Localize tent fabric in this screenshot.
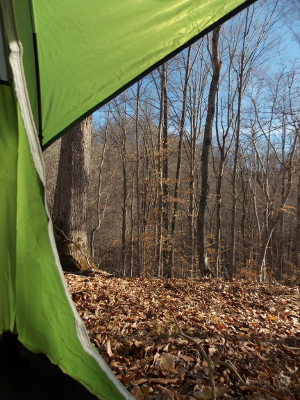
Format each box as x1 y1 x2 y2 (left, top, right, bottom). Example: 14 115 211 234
31 0 256 148
0 66 132 400
0 0 256 399
0 17 8 82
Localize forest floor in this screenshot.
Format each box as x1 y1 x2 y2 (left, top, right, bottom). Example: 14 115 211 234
65 273 300 400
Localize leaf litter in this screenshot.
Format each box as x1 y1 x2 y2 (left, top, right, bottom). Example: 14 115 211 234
65 274 300 399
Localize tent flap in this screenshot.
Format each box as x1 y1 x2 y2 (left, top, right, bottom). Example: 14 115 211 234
30 0 254 146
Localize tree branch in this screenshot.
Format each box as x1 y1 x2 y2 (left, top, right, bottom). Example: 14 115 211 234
153 293 288 400
54 226 93 270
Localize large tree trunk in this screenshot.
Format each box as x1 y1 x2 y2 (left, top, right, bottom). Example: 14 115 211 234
52 116 95 271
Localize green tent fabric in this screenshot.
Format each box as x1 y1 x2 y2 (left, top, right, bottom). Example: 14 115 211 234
0 0 256 398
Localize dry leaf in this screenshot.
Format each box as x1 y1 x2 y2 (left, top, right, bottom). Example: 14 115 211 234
194 386 229 399
132 378 148 386
132 385 144 400
140 385 151 400
180 354 195 362
161 353 175 372
106 340 113 357
193 387 211 400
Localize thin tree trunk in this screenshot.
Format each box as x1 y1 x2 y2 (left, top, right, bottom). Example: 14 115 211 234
278 123 287 280
135 81 141 276
169 46 191 271
161 63 170 277
296 173 300 275
256 131 298 282
90 121 109 258
156 64 170 277
121 130 127 277
215 157 225 277
157 74 163 277
197 26 222 277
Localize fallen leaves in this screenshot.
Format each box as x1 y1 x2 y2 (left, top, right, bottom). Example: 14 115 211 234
193 386 230 399
65 275 300 399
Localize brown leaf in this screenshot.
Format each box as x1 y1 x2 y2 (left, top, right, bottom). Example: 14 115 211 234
132 378 149 386
163 389 175 399
131 385 144 400
194 386 230 399
120 375 134 385
193 387 211 400
161 353 175 372
180 354 195 362
150 378 180 385
140 385 151 400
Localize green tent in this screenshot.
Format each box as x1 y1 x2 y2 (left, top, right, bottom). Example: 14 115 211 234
0 0 256 398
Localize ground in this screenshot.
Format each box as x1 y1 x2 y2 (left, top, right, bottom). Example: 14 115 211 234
65 273 300 399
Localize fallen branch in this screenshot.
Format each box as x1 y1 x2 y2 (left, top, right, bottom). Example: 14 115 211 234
153 293 288 400
218 361 287 400
54 226 93 270
153 293 217 400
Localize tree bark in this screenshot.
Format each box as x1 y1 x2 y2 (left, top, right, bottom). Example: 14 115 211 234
135 81 142 276
169 46 191 271
90 120 109 259
162 64 170 277
52 116 95 271
197 27 222 277
295 173 300 275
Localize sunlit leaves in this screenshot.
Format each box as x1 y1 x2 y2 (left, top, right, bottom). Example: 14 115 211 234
65 274 300 399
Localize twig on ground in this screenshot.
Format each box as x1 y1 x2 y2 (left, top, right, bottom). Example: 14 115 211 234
153 293 289 400
218 361 287 400
153 293 217 400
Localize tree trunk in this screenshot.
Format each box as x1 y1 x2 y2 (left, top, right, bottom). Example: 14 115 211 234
197 26 222 277
295 173 300 275
169 46 191 271
52 116 95 271
215 156 225 277
121 126 128 277
90 120 109 259
162 63 170 277
256 129 299 282
135 81 142 276
157 64 170 277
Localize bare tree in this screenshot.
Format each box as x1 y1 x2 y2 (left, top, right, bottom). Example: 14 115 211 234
212 86 235 277
184 40 210 276
224 1 280 278
197 26 222 277
90 118 111 259
135 81 142 276
169 46 192 271
250 72 300 282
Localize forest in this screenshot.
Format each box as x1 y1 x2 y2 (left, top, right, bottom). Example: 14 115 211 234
44 0 300 283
